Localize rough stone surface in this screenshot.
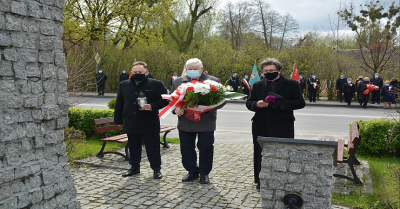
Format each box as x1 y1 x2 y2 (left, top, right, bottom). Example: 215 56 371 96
0 0 79 208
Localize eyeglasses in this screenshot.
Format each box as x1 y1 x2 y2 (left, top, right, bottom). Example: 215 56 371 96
263 70 278 73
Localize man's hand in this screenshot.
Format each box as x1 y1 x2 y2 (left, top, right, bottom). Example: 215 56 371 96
174 108 184 116
142 104 152 111
256 100 269 108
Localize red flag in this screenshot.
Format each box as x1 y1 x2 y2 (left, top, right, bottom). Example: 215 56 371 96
291 63 300 81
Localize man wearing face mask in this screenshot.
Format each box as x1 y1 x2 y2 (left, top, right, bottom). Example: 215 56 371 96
114 61 169 179
96 69 108 96
370 73 383 104
307 73 320 102
336 74 347 103
171 58 226 184
246 58 305 189
241 73 250 99
342 78 356 107
119 68 129 83
229 71 240 92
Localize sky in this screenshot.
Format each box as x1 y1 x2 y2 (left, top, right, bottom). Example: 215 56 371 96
217 0 369 32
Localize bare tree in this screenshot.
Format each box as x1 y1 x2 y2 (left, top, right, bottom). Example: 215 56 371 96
279 13 299 51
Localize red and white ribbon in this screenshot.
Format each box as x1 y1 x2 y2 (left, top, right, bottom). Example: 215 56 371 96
158 87 185 119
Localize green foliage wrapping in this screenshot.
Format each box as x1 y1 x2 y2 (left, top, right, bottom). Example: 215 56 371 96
108 98 116 109
356 119 400 157
68 108 121 137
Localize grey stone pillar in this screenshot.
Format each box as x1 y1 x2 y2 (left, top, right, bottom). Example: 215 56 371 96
258 137 337 209
0 0 79 208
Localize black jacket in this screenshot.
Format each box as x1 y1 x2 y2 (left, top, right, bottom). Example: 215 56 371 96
114 77 169 134
307 77 320 90
246 76 305 142
119 73 129 83
96 72 107 85
371 77 383 89
336 77 347 92
241 77 250 94
229 75 240 89
343 83 355 98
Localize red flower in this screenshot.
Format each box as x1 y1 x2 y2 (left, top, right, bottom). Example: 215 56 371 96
187 86 194 92
190 80 198 83
211 86 217 92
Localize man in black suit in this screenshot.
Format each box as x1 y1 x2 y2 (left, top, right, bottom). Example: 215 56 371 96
307 73 320 102
370 73 383 104
241 73 250 99
114 61 169 179
119 69 129 83
96 69 107 96
336 73 347 103
229 71 240 92
246 58 305 189
299 73 306 98
357 77 371 108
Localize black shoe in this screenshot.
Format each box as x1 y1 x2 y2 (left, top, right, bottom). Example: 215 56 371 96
371 102 375 104
182 173 199 182
153 170 163 179
256 183 260 190
200 174 210 184
122 167 140 177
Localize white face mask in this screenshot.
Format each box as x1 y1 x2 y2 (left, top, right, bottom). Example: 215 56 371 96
347 81 351 84
245 76 248 79
312 76 316 79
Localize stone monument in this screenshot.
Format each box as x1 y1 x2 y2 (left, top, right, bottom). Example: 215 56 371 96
0 0 80 208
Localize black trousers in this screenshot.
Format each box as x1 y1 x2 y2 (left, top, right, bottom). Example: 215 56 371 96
309 88 317 102
359 94 369 107
127 133 161 171
371 91 380 103
97 84 105 95
338 91 343 102
179 130 215 175
345 97 353 106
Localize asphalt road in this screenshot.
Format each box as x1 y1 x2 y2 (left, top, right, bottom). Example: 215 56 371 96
70 97 398 144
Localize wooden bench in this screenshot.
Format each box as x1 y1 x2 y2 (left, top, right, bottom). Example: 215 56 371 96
92 117 176 161
319 122 363 185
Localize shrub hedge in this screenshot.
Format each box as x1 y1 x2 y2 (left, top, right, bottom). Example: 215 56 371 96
68 108 121 137
108 98 116 109
356 119 400 157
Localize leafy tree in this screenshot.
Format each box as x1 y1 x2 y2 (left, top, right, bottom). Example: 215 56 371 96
339 0 400 75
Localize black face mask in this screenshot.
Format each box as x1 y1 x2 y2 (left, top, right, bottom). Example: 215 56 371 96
131 73 147 81
265 72 279 80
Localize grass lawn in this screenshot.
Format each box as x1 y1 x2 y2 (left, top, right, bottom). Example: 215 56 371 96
332 155 400 208
66 135 180 162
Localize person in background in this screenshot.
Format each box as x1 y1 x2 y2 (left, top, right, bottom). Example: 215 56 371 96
336 73 347 103
241 73 250 99
114 61 169 179
229 71 240 92
259 73 266 80
299 73 306 98
204 71 209 74
356 77 371 109
119 69 129 83
370 73 383 104
172 58 226 184
342 78 355 107
170 72 178 87
356 76 364 104
96 69 108 96
307 73 320 102
390 77 399 104
246 58 305 189
381 80 395 108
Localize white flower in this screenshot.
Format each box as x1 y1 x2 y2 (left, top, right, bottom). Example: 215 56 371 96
204 79 223 88
193 82 210 95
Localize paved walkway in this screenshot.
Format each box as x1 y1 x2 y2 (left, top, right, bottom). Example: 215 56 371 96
71 142 373 208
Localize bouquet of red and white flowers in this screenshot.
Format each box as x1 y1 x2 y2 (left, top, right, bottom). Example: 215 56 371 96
159 79 245 122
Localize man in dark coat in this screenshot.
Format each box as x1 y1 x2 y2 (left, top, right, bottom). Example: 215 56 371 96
246 58 305 189
228 71 240 92
96 69 108 96
114 61 169 179
336 73 347 103
172 58 226 184
119 69 129 83
307 73 320 102
241 73 250 99
299 73 306 98
370 73 383 104
342 78 356 107
356 77 370 108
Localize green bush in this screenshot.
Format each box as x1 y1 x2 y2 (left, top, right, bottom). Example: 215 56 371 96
108 98 116 109
356 119 400 157
68 108 121 137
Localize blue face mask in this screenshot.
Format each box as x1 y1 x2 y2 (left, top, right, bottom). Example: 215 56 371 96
187 70 200 79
